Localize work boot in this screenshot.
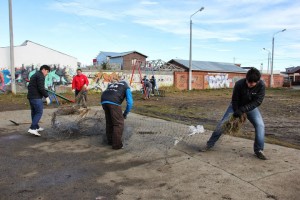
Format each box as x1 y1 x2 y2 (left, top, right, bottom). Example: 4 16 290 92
112 144 123 150
199 145 213 152
255 150 267 160
28 129 41 137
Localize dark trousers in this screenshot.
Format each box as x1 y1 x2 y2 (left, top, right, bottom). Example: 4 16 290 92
29 98 43 130
75 89 87 108
102 104 124 149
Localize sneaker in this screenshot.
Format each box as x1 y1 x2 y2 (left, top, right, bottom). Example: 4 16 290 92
199 145 213 152
28 129 41 137
37 127 44 132
255 150 267 160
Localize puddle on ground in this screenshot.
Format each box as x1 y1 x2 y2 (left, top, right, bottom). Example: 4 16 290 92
0 134 24 141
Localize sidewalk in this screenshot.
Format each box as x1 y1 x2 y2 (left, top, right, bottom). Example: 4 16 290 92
292 85 300 90
0 108 299 199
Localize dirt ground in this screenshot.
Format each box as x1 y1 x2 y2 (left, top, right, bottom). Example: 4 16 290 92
1 87 299 149
1 88 300 199
1 108 300 200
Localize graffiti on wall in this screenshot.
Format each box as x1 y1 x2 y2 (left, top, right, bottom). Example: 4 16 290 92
205 73 231 89
0 65 76 93
87 71 173 92
0 67 173 94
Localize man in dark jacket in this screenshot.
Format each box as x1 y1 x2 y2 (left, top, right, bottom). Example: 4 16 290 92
150 75 156 95
203 68 267 160
101 79 133 150
27 65 51 136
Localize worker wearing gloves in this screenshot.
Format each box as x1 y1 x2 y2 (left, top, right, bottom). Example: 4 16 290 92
27 65 51 136
72 68 89 108
101 79 133 150
203 68 267 160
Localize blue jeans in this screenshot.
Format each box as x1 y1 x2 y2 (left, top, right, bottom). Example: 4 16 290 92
207 104 265 153
29 99 43 130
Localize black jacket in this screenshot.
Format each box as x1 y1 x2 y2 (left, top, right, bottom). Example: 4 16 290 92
150 77 156 87
27 71 49 99
231 78 265 113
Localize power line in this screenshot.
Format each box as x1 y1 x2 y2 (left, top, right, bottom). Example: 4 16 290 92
52 0 120 49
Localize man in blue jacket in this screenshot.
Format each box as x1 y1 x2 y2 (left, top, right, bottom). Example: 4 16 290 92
101 79 133 150
27 65 51 136
202 68 267 160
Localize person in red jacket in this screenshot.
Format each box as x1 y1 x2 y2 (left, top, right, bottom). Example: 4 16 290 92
72 68 89 107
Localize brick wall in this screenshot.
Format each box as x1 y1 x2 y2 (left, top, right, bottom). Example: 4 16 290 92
123 53 147 70
261 74 284 88
174 71 284 90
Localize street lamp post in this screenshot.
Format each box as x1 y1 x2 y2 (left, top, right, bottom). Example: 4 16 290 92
270 29 286 87
263 48 271 74
8 0 16 94
189 7 204 90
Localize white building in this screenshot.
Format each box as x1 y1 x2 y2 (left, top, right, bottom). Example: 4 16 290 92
0 40 78 69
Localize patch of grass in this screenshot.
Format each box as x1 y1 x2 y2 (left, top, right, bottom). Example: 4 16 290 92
158 86 181 93
0 93 27 102
233 131 300 150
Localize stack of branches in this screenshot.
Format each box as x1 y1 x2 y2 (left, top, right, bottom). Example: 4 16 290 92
222 113 247 136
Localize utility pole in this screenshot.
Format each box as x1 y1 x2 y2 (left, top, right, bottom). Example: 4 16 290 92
270 29 286 87
263 48 271 74
8 0 16 94
188 7 204 90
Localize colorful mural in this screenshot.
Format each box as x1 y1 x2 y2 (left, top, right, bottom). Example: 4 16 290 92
0 65 75 93
87 71 173 92
1 65 174 94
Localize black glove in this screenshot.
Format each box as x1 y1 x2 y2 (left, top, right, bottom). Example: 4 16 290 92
233 110 243 118
123 113 127 119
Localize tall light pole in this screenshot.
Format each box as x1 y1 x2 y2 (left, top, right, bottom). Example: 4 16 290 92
8 0 16 94
270 29 286 87
189 7 204 90
263 48 271 74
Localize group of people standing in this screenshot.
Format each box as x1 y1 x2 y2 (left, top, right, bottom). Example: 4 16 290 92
142 75 156 99
27 66 267 159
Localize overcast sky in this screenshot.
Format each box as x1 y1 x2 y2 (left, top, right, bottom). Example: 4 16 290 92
0 0 299 71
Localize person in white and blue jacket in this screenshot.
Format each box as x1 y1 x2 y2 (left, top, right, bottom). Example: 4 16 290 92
101 80 133 150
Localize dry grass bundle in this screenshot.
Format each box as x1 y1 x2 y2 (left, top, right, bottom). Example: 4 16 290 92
222 113 247 135
53 105 81 116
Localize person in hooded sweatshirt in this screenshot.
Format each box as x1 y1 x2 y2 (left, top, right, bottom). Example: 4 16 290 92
101 78 133 150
